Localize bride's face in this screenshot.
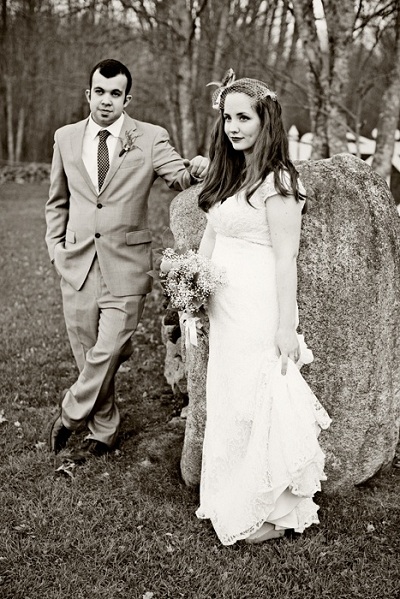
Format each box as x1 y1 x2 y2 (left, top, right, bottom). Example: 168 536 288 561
223 92 262 154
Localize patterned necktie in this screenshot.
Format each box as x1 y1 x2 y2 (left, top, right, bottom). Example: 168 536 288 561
97 129 111 191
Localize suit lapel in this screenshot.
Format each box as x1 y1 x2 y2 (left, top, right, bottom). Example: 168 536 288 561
99 114 137 196
70 119 98 197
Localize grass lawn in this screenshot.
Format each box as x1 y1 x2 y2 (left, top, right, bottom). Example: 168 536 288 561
0 181 399 599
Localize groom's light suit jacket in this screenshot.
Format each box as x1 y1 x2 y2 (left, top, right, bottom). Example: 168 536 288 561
45 113 191 296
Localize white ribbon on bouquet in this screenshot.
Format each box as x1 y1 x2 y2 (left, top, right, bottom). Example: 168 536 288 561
179 312 199 347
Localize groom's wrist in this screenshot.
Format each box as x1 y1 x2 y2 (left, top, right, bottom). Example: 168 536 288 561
190 173 203 185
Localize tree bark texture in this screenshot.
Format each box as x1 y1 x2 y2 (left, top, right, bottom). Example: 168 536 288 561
15 107 25 163
323 0 355 155
5 75 14 163
292 0 355 158
372 3 400 180
291 0 330 158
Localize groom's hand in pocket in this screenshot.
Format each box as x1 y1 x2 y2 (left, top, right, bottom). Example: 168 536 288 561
51 258 62 278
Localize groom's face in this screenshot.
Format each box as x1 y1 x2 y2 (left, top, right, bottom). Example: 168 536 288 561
86 69 132 127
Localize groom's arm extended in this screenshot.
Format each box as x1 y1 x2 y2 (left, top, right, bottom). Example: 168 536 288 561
152 127 207 191
45 131 70 262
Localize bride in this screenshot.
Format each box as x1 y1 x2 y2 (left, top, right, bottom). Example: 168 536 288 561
195 71 331 545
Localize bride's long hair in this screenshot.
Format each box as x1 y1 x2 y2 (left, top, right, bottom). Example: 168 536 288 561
198 93 305 212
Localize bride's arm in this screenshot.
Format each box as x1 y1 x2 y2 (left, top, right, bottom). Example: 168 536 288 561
198 220 216 258
265 194 303 375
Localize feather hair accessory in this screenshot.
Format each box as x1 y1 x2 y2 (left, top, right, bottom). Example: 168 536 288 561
207 68 277 110
207 68 236 110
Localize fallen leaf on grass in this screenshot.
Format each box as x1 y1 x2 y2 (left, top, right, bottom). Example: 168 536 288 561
0 410 7 425
13 524 35 537
13 524 28 533
143 593 154 599
55 460 76 478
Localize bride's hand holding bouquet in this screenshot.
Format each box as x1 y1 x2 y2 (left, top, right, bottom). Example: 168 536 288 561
159 248 225 346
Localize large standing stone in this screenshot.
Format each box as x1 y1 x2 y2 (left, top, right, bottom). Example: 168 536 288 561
161 312 187 401
167 186 207 486
179 319 209 486
168 153 400 492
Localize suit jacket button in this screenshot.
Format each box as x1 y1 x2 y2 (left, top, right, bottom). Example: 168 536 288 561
95 233 101 238
97 203 103 209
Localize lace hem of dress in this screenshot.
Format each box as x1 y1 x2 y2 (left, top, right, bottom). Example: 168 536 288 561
196 483 322 546
196 337 331 546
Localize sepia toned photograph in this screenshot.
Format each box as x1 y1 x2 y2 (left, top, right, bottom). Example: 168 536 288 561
0 1 399 598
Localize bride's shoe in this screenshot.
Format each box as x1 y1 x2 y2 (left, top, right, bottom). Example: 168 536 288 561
245 523 285 544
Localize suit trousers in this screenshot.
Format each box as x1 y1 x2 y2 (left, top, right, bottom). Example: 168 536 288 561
60 256 146 447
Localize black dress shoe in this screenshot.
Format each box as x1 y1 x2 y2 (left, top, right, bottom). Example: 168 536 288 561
48 412 72 454
284 528 299 539
82 440 112 457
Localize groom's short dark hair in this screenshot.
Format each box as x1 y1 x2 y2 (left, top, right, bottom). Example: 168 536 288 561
89 59 132 98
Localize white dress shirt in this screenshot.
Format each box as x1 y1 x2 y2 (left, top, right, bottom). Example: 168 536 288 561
82 113 125 194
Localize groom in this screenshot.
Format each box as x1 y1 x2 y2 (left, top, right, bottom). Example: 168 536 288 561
46 58 207 456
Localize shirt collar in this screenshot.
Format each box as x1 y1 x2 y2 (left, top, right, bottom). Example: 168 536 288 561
87 113 125 140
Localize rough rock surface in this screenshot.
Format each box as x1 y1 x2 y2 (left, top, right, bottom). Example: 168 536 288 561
179 320 209 486
161 313 187 401
168 154 400 492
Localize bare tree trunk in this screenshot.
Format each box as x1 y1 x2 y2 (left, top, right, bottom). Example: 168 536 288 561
273 0 289 92
177 1 199 159
202 0 231 151
15 106 25 163
1 0 8 162
292 0 355 157
291 0 330 158
178 52 198 157
166 87 181 153
5 74 14 163
278 19 299 97
263 0 278 48
131 0 202 157
323 0 355 155
209 0 230 83
1 0 6 31
372 3 400 181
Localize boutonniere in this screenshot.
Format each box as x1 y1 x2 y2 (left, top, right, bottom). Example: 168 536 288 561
119 130 142 157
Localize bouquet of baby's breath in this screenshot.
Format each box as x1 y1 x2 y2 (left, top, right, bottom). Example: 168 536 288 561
160 248 224 313
159 248 225 345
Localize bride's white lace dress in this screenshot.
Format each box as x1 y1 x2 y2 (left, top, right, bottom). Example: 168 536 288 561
196 173 331 546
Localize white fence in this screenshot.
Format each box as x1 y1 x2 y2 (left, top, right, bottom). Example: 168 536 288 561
288 126 400 214
288 126 400 174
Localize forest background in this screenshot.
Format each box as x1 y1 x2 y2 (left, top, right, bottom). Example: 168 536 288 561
1 0 400 193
